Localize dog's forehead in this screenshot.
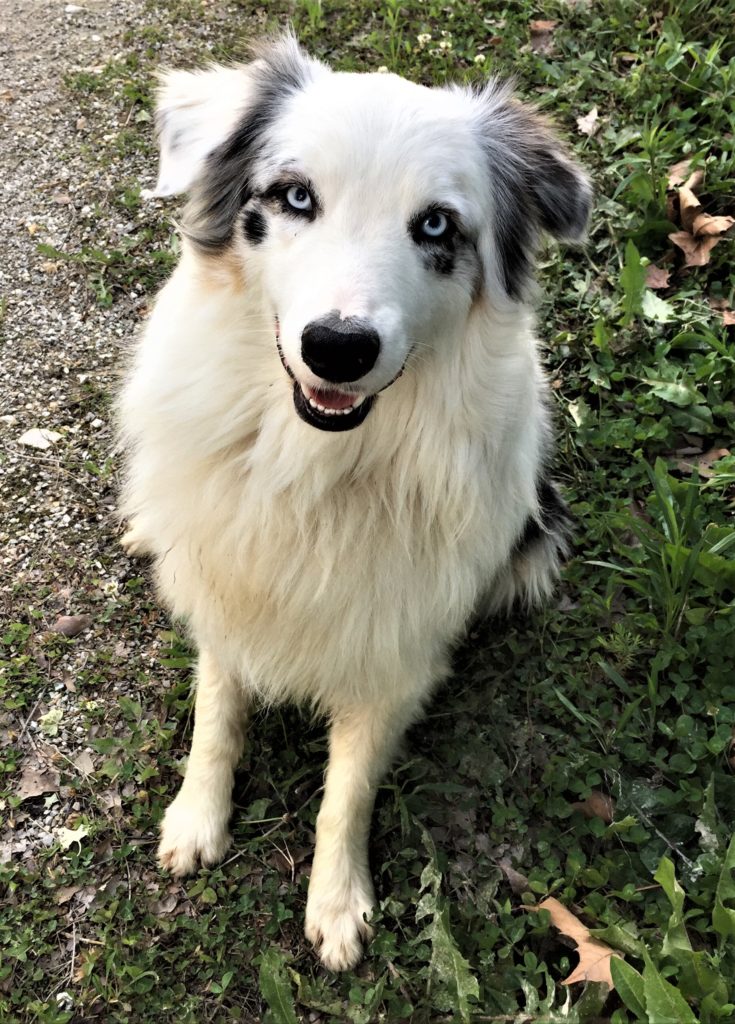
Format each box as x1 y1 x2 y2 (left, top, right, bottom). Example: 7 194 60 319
271 72 481 192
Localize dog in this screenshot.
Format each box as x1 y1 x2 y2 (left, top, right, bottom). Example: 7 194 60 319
118 34 591 971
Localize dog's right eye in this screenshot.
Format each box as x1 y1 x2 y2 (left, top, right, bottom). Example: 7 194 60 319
286 185 313 213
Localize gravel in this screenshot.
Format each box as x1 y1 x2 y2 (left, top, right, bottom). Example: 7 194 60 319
0 0 174 864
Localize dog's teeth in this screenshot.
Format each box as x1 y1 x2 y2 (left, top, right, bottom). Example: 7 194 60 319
351 396 365 408
305 392 359 416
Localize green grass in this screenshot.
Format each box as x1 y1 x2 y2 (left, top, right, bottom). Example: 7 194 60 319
4 0 735 1021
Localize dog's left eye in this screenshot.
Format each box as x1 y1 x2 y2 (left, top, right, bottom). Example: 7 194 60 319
286 185 313 213
411 208 456 246
420 212 449 239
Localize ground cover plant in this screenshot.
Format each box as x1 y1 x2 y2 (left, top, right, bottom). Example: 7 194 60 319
1 0 734 1020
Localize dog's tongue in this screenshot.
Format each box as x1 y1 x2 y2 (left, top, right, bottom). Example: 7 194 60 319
304 385 356 411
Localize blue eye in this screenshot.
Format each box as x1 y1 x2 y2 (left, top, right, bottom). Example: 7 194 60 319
286 185 313 212
421 211 449 238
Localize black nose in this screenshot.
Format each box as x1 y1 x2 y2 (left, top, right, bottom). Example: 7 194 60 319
301 314 380 383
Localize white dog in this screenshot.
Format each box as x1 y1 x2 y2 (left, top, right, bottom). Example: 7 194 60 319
118 35 590 971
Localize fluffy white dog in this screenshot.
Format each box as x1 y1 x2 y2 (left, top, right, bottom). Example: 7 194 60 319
118 35 591 971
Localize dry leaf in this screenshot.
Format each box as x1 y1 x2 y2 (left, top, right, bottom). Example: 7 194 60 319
645 264 671 289
677 447 730 478
669 170 735 267
498 857 530 894
529 19 557 54
533 897 621 986
51 614 92 638
73 750 96 776
571 790 615 823
668 230 722 268
708 297 735 325
667 158 692 188
576 107 599 137
55 884 82 905
15 765 60 802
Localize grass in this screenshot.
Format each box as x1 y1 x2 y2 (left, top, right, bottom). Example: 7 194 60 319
2 0 734 1020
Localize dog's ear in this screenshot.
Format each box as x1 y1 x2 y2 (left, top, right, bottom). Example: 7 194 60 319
149 35 321 200
472 80 592 300
149 65 255 198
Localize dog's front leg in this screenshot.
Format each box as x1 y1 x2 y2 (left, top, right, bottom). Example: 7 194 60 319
158 648 249 877
305 697 418 971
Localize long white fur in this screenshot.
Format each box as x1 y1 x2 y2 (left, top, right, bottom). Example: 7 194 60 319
119 40 583 971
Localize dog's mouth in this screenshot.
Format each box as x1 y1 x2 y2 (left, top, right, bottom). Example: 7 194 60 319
292 381 375 432
275 320 375 432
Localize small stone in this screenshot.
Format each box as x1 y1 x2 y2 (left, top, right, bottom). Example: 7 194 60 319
18 427 62 450
51 614 93 638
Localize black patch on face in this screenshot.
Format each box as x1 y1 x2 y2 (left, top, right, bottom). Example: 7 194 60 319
514 478 572 556
409 207 462 277
474 83 592 299
243 207 267 245
183 46 312 252
424 249 455 275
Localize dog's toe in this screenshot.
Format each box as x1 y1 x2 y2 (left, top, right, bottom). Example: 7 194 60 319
157 796 231 877
120 525 151 558
305 890 374 971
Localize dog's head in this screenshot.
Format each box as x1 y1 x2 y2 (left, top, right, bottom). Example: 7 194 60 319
151 35 591 432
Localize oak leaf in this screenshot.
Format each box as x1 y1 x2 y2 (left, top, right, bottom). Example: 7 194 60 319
667 159 692 188
15 764 60 802
669 169 735 267
645 264 671 290
533 897 622 986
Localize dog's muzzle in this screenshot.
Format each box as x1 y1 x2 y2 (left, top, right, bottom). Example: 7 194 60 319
275 316 375 432
275 315 406 433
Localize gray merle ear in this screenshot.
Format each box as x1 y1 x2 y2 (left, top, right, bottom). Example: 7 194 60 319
472 79 593 300
148 35 324 251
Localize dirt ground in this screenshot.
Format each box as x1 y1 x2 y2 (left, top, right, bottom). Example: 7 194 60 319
0 0 160 861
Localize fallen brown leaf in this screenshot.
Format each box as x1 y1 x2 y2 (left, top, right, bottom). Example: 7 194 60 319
529 19 557 54
55 884 82 905
645 264 671 289
498 857 530 894
576 107 599 137
533 897 621 986
707 297 735 326
571 790 615 823
667 158 692 188
73 750 96 776
677 447 731 478
51 614 93 638
669 170 735 267
668 230 722 268
15 765 61 802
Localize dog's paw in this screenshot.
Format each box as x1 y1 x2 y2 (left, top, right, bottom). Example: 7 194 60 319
157 794 231 877
120 524 151 558
305 881 375 971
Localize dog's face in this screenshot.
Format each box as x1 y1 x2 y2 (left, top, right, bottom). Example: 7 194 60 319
152 37 591 432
